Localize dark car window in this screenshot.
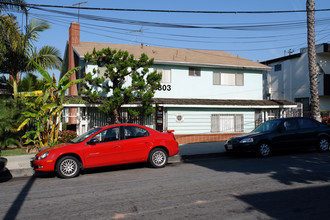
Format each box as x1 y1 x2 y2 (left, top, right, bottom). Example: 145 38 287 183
297 118 318 129
94 127 120 143
123 126 149 139
253 119 282 132
283 119 298 131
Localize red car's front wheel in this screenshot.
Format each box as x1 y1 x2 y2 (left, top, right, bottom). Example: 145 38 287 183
56 156 80 178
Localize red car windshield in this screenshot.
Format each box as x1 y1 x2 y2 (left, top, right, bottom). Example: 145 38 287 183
69 128 102 143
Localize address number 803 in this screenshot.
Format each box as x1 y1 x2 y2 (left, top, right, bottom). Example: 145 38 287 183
158 85 171 91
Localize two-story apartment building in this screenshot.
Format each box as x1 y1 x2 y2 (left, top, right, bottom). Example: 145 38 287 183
62 22 298 143
262 43 330 117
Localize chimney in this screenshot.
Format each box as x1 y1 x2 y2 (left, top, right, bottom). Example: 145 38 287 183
68 22 80 126
68 22 80 96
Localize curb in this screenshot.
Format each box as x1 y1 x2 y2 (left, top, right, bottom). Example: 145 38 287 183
9 168 35 178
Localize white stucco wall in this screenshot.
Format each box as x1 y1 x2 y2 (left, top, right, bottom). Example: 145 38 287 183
266 49 330 111
267 54 310 101
153 66 263 100
85 64 263 100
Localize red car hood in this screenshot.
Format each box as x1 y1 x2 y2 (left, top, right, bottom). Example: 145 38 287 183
39 143 74 154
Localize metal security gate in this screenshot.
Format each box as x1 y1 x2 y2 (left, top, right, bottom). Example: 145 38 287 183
254 104 303 127
62 106 155 135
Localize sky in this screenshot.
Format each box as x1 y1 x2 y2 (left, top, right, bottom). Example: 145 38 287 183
7 0 330 79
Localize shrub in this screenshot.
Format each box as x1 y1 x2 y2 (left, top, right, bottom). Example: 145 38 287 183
58 130 78 143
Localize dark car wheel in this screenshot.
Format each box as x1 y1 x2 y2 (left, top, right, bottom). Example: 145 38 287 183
317 137 329 152
148 148 168 168
258 142 271 157
56 156 80 178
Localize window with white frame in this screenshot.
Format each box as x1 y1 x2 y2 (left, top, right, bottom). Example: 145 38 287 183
189 67 201 77
211 114 243 133
155 68 171 83
213 72 244 86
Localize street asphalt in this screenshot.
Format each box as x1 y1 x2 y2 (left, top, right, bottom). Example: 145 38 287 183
0 141 226 180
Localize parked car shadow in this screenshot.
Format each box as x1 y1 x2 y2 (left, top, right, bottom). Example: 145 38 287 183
81 162 147 176
236 184 330 219
183 149 330 185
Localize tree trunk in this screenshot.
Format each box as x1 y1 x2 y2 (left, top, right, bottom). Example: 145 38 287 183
54 111 63 142
306 0 321 121
113 108 121 124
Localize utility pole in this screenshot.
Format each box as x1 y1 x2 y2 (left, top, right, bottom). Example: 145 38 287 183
306 0 321 121
73 1 87 23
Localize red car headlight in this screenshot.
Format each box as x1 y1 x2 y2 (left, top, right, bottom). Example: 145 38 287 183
38 152 49 160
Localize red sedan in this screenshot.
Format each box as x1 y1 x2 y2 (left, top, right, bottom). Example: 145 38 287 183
31 124 179 178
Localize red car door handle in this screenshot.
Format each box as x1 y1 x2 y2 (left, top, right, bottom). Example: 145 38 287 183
114 146 120 148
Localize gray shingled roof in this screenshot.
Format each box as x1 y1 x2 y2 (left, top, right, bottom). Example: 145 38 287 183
72 41 271 70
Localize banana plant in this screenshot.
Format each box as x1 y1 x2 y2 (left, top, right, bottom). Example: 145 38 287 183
18 63 84 150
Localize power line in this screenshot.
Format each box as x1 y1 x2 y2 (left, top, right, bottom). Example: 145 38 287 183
29 12 330 50
1 1 330 14
30 12 313 45
5 1 329 56
29 11 310 39
22 6 330 31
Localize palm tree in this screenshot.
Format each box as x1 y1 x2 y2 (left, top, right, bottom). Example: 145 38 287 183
0 0 27 77
0 17 62 98
1 18 62 79
306 0 321 121
0 0 26 13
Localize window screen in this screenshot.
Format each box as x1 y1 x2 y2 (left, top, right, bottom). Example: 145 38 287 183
155 68 171 83
213 72 244 86
211 114 243 133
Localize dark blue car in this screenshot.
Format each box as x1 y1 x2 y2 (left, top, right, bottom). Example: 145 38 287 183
225 117 330 157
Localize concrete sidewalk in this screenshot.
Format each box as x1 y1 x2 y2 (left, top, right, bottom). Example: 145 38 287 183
1 141 226 179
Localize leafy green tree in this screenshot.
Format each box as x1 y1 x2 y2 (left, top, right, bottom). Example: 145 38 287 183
0 98 26 149
18 72 46 92
81 48 162 124
18 64 84 149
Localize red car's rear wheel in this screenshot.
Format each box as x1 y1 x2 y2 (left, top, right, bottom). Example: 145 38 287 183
148 148 168 168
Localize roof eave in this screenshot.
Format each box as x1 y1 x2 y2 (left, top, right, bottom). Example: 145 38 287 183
64 103 297 109
154 60 271 70
77 57 270 71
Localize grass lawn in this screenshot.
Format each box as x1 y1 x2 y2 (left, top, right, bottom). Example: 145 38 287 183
1 148 36 157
